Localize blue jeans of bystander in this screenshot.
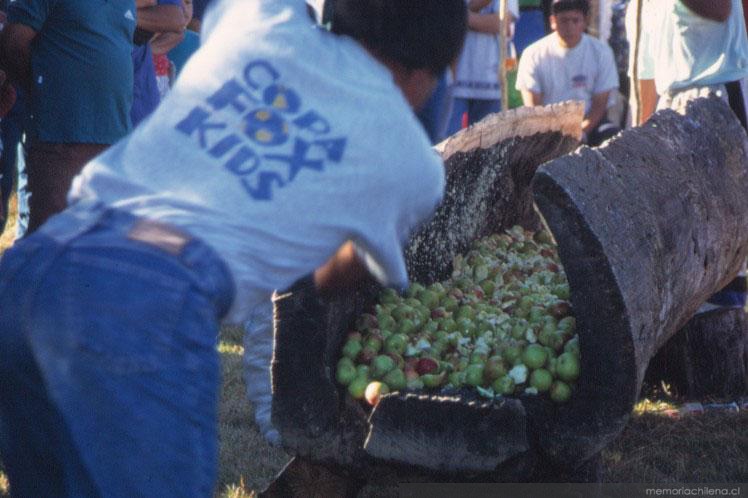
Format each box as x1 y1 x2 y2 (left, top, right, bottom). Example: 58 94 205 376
0 202 235 497
446 97 501 137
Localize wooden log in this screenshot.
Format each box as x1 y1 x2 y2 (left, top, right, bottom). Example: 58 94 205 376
364 392 528 473
272 103 584 470
532 96 748 465
406 103 583 284
645 307 748 398
270 281 372 467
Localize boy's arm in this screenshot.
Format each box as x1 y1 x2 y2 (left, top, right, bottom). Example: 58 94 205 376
521 89 544 107
467 10 501 33
314 241 375 298
582 91 611 134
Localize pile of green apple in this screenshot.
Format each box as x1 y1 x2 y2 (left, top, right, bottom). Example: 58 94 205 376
336 225 581 406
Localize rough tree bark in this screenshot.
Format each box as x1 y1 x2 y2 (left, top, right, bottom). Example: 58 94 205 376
532 96 748 464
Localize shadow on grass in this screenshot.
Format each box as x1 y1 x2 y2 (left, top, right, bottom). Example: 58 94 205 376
603 409 748 483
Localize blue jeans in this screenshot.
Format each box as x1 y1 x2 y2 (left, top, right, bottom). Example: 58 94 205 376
447 97 501 137
0 203 235 497
416 71 454 145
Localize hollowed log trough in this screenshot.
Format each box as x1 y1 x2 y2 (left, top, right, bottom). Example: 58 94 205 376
268 98 748 491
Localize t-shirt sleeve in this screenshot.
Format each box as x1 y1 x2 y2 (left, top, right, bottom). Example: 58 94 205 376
593 42 620 95
354 147 445 290
7 0 56 31
516 46 542 93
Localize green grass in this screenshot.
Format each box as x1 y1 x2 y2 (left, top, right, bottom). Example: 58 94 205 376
0 188 17 251
215 327 289 497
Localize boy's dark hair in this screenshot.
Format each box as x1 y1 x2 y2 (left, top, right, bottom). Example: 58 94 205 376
328 0 467 76
551 0 590 17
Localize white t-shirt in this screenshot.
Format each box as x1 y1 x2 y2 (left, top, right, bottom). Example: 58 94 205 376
516 32 619 114
452 0 519 100
69 0 445 324
628 0 748 95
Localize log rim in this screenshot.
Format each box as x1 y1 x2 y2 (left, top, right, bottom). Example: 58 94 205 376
435 101 584 159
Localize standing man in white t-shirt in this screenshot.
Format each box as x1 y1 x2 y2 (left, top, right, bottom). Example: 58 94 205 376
516 0 620 146
628 0 748 310
629 0 748 128
0 0 468 495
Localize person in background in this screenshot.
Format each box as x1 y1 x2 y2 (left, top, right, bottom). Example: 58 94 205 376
151 0 194 97
0 0 467 495
630 0 748 309
187 0 212 31
632 0 748 129
448 0 519 135
168 0 203 76
131 0 190 127
608 0 631 127
0 0 135 233
417 71 455 143
516 0 620 146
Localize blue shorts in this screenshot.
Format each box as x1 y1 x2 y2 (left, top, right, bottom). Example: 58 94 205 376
0 203 235 497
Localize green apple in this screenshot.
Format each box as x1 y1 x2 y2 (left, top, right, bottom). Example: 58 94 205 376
382 368 407 391
341 339 362 360
529 368 553 392
384 333 408 355
421 371 446 388
371 355 396 379
492 375 515 395
522 344 547 370
348 376 369 400
465 364 485 387
550 380 572 403
335 358 356 386
483 355 507 382
556 352 580 382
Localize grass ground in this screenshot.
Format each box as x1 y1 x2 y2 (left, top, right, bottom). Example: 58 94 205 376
0 195 746 497
0 187 17 251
